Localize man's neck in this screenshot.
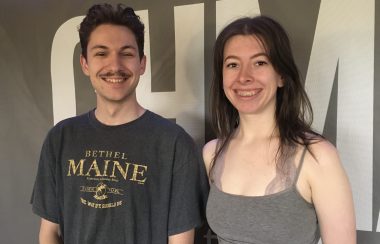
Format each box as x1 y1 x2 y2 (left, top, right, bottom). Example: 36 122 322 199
94 102 146 126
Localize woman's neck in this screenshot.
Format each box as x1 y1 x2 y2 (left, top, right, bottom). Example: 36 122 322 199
235 112 278 142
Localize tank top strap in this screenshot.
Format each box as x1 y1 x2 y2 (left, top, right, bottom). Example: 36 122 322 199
293 146 308 185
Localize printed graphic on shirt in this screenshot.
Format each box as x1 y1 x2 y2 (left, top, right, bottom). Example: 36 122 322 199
66 149 148 209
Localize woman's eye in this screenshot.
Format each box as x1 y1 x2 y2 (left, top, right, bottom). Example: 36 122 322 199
255 61 267 66
226 63 238 68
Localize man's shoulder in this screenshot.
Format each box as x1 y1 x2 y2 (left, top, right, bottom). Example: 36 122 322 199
143 111 194 142
48 111 91 134
144 111 184 132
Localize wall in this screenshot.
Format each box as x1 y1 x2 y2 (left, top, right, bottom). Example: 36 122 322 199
0 0 378 243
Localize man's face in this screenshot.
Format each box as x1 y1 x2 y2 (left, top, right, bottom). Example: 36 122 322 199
80 24 146 107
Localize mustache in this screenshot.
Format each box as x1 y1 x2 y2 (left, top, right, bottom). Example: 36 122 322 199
99 71 130 78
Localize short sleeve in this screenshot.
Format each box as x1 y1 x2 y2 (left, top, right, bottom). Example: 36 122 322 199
167 130 209 235
30 131 60 223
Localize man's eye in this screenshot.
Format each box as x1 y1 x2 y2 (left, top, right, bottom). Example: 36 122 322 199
94 52 106 56
121 52 134 57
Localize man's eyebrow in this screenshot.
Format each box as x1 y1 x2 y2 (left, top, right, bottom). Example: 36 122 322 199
90 45 137 51
90 45 108 50
120 45 137 51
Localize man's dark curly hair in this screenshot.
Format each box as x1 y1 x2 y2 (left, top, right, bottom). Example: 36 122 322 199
78 3 145 60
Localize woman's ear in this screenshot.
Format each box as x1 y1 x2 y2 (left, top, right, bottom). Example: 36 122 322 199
278 76 285 88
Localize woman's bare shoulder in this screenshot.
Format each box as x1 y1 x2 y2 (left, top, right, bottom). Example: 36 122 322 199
304 139 356 243
202 139 219 173
307 137 340 166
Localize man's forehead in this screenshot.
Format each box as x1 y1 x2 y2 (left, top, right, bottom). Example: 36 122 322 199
88 24 137 43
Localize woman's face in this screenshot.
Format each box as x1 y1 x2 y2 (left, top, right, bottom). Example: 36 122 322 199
222 34 283 116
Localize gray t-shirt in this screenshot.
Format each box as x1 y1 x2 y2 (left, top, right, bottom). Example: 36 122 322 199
31 110 209 244
206 148 320 244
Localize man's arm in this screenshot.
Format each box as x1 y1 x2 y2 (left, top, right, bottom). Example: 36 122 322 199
39 218 63 244
168 229 194 244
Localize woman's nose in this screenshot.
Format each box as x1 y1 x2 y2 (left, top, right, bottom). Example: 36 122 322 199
238 64 253 83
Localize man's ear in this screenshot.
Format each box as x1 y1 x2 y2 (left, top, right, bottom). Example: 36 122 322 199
139 55 147 75
80 54 90 76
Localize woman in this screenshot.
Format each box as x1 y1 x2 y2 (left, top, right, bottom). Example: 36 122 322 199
203 16 356 244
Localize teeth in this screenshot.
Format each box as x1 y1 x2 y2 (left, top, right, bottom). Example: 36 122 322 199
237 90 258 96
104 78 125 83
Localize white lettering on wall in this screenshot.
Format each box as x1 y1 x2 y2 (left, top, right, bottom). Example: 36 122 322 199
51 16 83 124
136 5 205 143
216 0 260 34
305 0 374 231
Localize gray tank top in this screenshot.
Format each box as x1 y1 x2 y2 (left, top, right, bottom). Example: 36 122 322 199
206 148 320 244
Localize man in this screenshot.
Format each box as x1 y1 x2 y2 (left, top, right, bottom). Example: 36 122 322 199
31 3 209 244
